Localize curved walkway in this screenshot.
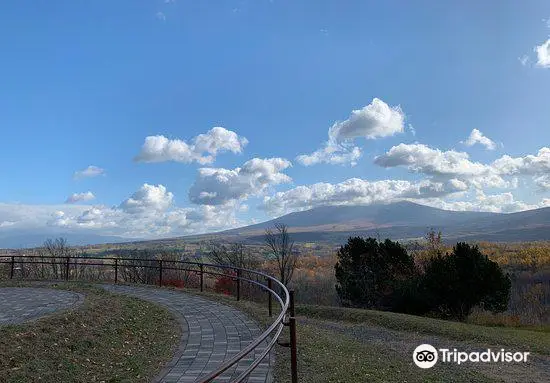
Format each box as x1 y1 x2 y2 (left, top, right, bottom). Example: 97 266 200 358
101 284 273 383
0 287 84 325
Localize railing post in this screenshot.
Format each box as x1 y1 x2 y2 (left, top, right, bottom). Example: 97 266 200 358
158 260 163 287
267 278 273 317
289 316 298 383
236 268 241 301
200 264 204 292
289 289 297 383
114 258 118 284
10 256 15 279
65 256 70 281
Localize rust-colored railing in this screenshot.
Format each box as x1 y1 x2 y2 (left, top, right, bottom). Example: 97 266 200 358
1 254 298 383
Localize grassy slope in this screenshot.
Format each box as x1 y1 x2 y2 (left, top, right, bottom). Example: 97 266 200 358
0 282 180 383
297 305 550 355
185 290 516 383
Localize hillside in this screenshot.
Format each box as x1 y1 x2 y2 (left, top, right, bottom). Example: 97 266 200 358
2 202 550 248
195 202 550 243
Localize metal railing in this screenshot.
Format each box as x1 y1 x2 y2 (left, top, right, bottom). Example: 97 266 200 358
1 254 298 383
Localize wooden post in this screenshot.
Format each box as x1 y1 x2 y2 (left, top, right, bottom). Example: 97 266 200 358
65 257 70 281
289 290 297 383
158 260 163 287
267 278 273 317
289 316 298 383
200 264 204 292
10 256 15 279
114 258 118 284
236 268 241 301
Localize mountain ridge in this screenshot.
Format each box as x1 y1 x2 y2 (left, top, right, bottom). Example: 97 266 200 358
2 202 549 248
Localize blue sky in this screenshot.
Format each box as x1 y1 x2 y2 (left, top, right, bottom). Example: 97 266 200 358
1 0 550 240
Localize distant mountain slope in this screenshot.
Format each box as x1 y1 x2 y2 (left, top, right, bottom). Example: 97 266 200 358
204 202 550 243
2 202 549 248
222 201 498 234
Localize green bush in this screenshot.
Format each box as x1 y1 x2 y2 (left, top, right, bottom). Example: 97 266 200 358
334 237 416 309
335 238 511 321
422 242 511 320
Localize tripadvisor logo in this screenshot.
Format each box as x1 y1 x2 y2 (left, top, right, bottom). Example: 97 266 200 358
413 344 529 369
413 344 438 368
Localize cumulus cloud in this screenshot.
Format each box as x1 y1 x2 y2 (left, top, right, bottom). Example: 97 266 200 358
374 143 493 179
375 143 550 194
297 98 404 166
328 98 405 141
65 191 95 204
261 177 467 216
462 129 497 150
534 175 550 191
491 147 550 176
422 191 543 213
73 165 105 179
189 158 292 205
296 144 362 166
134 127 248 165
535 39 550 68
0 183 250 240
119 184 174 214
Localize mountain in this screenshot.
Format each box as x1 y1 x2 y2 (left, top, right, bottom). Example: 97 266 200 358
224 202 497 233
197 201 550 243
2 202 549 248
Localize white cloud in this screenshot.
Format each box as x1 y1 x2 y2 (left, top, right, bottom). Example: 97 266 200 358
296 144 361 166
374 143 494 179
261 177 467 216
119 184 174 214
375 143 550 195
134 127 248 165
422 191 542 213
65 191 96 204
462 129 497 150
328 98 405 141
534 175 550 191
0 184 249 240
189 158 292 205
73 165 105 179
492 147 550 176
535 39 550 68
156 11 166 21
297 98 404 166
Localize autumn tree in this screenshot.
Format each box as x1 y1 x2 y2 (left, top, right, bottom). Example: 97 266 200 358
264 223 297 286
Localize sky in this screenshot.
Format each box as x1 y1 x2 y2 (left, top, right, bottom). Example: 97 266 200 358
1 0 550 240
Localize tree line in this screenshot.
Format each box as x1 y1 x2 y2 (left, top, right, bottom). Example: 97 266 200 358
335 236 511 321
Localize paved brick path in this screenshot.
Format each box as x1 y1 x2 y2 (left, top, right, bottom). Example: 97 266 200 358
0 287 84 324
101 285 273 383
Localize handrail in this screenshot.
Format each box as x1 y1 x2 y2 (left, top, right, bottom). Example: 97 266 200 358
0 254 297 383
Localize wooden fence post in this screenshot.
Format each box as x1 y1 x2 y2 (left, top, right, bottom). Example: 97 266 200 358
158 260 163 287
65 257 70 281
200 264 204 292
10 256 15 279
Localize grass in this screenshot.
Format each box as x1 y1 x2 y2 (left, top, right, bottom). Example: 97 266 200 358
183 290 495 383
296 304 550 355
0 282 181 383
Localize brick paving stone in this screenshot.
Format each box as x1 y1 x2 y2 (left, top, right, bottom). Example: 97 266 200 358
0 287 84 325
101 285 274 383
